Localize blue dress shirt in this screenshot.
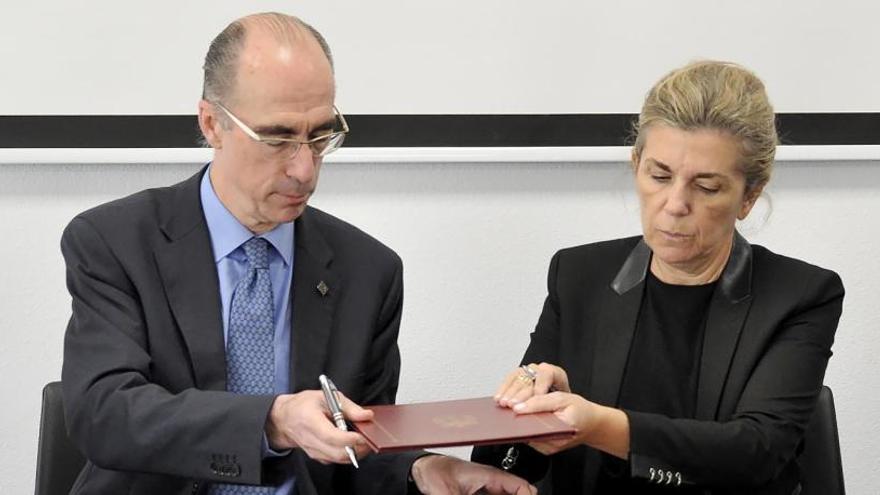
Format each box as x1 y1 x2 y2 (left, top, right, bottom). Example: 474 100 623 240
200 167 296 494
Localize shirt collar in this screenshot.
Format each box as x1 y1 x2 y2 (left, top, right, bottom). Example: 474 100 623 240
200 165 294 266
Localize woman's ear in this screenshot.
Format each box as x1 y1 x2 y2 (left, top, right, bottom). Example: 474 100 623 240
737 184 765 220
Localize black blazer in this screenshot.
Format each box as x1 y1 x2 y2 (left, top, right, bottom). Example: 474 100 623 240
473 234 844 495
61 168 421 495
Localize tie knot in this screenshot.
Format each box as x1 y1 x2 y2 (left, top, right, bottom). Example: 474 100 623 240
242 237 270 270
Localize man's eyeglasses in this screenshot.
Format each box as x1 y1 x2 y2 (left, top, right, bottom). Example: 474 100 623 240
213 102 349 158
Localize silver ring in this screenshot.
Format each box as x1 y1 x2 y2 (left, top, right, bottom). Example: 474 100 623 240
516 373 534 384
520 365 538 381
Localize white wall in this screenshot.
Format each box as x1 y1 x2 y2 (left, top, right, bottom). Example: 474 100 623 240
3 0 880 114
0 158 877 493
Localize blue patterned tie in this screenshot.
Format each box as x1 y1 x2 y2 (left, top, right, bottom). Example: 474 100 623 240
211 237 274 495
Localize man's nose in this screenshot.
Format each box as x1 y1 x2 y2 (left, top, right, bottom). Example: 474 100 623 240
285 144 318 183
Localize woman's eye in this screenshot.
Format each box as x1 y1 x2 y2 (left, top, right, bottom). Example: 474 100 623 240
263 139 286 147
651 175 671 182
697 184 720 194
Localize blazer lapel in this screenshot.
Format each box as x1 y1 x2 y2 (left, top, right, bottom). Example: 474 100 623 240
290 208 337 393
154 168 227 391
589 239 650 407
695 232 754 420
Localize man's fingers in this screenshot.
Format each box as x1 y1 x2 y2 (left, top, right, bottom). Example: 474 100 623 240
519 482 539 495
304 431 366 465
353 441 373 459
337 392 374 422
308 414 368 449
482 470 537 495
274 390 371 465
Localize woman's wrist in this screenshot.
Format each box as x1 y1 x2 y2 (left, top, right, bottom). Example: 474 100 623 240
582 403 631 460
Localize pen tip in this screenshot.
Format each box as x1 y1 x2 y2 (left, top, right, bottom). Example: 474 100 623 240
346 446 359 468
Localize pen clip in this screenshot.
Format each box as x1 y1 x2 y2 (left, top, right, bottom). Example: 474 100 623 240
319 374 346 420
327 377 340 397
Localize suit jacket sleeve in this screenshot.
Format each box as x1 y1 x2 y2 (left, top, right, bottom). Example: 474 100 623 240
625 268 844 487
61 216 274 485
352 255 426 493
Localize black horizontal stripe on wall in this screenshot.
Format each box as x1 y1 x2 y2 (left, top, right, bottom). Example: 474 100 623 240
0 113 877 148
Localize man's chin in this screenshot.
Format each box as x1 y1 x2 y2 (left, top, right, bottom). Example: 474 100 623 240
276 204 308 223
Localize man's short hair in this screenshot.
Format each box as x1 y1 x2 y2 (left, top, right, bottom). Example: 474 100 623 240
201 12 334 104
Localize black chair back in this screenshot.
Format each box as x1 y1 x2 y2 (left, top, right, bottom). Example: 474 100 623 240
35 381 86 495
798 385 845 495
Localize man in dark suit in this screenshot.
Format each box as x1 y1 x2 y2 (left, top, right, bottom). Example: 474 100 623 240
61 12 534 495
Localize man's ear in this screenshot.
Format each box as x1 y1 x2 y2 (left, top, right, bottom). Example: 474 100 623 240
737 184 765 220
197 100 223 149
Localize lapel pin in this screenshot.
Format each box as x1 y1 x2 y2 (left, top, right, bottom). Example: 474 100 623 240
317 280 329 297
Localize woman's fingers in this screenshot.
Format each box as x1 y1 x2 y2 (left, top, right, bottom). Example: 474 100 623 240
513 391 570 415
494 368 523 401
495 362 572 408
495 367 536 407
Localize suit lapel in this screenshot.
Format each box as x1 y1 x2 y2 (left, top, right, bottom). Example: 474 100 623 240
695 232 754 420
589 240 650 407
290 208 337 393
154 168 227 391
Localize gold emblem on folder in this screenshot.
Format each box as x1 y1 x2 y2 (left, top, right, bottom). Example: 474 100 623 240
432 414 478 429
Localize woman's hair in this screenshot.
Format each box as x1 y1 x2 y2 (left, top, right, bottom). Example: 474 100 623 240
632 60 778 194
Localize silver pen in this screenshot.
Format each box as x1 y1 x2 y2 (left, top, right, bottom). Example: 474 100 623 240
318 374 359 468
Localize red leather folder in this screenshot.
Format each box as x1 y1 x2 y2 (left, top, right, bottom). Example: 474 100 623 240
353 396 576 453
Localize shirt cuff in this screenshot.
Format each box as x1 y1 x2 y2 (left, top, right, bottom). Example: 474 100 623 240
262 431 292 459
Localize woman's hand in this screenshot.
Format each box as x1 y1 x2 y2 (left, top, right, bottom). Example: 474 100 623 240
494 362 571 408
513 392 631 459
511 391 596 455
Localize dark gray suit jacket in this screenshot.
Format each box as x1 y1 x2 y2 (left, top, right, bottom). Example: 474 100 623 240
61 168 421 494
473 234 844 495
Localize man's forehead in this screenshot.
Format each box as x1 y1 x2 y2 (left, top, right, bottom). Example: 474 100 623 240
230 48 335 115
238 21 331 72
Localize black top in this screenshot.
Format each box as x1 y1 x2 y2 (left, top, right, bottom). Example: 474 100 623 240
596 270 717 493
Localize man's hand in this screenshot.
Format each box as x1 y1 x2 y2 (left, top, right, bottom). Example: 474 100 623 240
410 455 537 495
265 390 374 465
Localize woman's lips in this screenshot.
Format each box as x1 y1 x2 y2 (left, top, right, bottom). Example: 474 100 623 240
658 229 692 240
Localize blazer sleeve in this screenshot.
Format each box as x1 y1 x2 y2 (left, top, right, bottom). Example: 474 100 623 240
626 268 844 488
352 255 427 494
61 216 275 485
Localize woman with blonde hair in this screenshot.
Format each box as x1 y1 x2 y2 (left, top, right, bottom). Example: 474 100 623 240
473 61 844 494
